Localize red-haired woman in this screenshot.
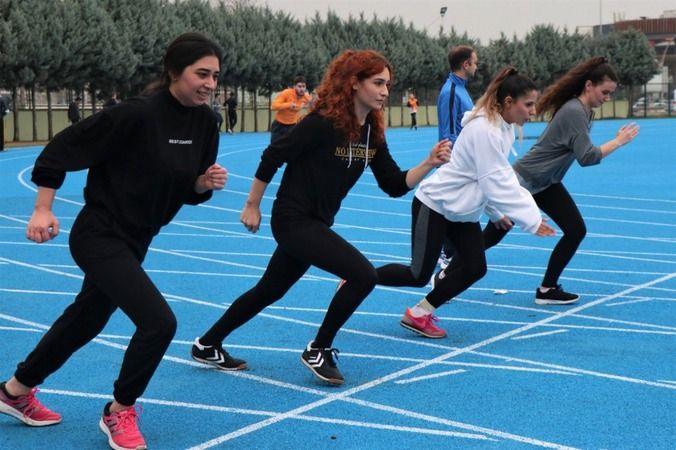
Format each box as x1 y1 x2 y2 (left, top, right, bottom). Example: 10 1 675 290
191 50 450 385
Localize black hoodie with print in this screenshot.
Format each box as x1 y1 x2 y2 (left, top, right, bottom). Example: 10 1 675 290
255 112 410 227
31 89 219 240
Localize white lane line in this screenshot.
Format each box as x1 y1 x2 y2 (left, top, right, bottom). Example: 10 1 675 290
38 388 491 441
571 192 676 204
0 312 578 448
188 272 674 450
657 380 676 385
0 326 41 332
394 369 467 384
511 329 569 341
605 298 661 307
2 256 671 446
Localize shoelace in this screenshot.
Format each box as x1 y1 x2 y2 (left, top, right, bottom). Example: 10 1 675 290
423 314 441 325
15 389 40 417
322 348 340 367
110 405 142 434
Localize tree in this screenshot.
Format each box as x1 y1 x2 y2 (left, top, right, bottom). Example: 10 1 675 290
595 28 658 115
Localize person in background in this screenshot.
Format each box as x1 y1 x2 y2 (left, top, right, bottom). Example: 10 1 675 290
407 93 418 130
376 67 555 339
437 45 479 269
472 56 639 305
191 49 450 385
0 32 227 450
212 93 224 131
0 95 7 151
225 91 237 134
103 93 120 109
67 96 82 124
269 75 311 143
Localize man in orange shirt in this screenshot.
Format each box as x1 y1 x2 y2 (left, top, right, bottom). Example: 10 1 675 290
406 93 418 130
270 76 311 143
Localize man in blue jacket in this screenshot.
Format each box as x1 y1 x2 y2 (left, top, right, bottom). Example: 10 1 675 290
437 45 478 267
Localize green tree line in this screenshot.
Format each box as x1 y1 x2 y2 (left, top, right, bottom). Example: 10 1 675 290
0 0 658 141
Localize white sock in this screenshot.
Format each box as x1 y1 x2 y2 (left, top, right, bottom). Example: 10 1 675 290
410 298 435 317
539 286 551 293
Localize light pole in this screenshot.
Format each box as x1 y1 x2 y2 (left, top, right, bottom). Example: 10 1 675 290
440 6 448 34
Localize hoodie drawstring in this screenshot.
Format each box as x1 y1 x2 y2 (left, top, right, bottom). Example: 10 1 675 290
364 124 370 167
347 124 371 168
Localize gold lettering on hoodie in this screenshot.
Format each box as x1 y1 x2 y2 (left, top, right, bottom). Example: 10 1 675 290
335 144 375 161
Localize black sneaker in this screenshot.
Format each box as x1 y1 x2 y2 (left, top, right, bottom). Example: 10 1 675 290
535 285 579 305
300 342 344 386
191 337 247 371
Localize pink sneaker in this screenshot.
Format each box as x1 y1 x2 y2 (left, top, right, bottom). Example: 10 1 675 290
99 404 147 450
0 382 62 426
400 308 447 338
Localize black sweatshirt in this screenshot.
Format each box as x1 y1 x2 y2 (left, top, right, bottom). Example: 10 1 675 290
32 89 219 239
255 112 410 227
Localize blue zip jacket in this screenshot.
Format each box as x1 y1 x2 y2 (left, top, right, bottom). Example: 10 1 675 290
437 73 474 143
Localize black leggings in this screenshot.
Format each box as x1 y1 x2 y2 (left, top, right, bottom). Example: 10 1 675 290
201 217 378 349
14 209 176 406
473 182 586 287
227 111 237 132
376 198 487 308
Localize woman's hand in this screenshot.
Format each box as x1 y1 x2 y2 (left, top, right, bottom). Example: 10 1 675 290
195 164 228 193
428 139 451 167
535 218 556 237
615 122 640 146
240 202 262 233
492 216 513 231
26 208 59 243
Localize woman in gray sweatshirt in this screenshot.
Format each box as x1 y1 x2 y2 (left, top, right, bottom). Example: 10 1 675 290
473 57 639 305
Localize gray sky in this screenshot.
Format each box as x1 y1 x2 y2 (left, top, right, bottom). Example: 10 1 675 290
252 0 674 43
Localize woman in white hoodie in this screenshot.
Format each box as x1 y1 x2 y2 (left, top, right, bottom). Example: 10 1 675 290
376 67 555 338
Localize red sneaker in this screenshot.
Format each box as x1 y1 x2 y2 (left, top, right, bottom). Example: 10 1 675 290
0 383 62 426
99 404 147 450
400 308 447 338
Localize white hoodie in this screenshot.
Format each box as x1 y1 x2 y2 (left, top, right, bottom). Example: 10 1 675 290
415 109 542 234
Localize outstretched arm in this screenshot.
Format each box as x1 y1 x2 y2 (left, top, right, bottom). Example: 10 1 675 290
404 139 451 188
599 122 639 158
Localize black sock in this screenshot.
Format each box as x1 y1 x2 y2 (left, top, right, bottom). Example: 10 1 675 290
103 402 112 416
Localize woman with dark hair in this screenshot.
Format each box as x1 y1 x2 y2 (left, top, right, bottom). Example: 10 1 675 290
0 32 226 450
191 49 450 385
463 56 639 306
376 67 556 339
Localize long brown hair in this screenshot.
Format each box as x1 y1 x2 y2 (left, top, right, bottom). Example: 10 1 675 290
312 50 392 144
536 56 618 118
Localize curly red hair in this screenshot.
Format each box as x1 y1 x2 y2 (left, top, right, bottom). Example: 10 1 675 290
312 50 392 145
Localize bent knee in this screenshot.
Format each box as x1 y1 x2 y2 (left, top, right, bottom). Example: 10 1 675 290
141 312 177 342
465 263 487 283
347 266 378 291
562 221 586 243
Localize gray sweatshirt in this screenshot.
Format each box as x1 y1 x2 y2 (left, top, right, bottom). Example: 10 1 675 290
513 98 603 194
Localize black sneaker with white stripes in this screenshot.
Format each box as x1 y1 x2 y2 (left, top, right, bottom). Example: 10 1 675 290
535 284 579 305
300 342 344 386
191 337 247 371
